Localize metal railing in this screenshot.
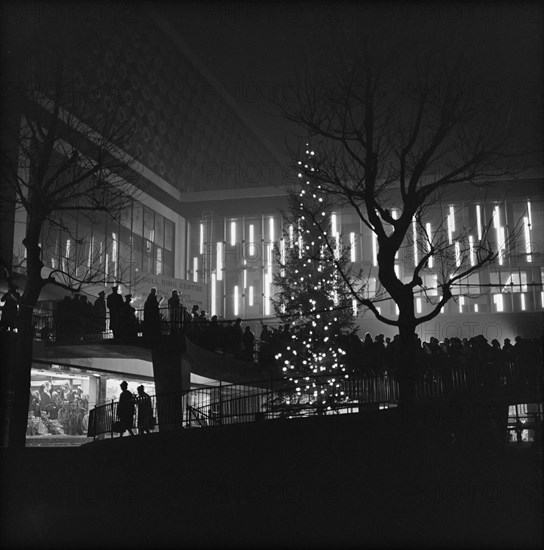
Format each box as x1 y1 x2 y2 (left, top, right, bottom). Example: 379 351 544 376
87 360 543 439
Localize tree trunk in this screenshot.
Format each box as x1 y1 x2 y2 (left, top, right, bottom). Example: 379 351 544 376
7 308 34 447
397 318 418 413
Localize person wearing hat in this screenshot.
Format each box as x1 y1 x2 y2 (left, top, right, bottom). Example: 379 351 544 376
116 381 135 436
136 385 154 435
107 285 123 339
168 289 182 335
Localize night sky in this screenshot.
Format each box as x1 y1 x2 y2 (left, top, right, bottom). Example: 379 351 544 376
160 1 543 159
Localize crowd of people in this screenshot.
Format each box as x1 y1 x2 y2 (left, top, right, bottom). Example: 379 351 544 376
27 381 90 436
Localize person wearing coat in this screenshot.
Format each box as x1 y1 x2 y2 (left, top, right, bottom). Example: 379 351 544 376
136 385 154 435
117 381 135 436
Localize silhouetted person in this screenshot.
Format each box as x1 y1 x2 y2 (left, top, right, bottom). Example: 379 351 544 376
79 295 93 336
92 290 107 334
207 315 221 350
143 287 162 344
232 318 243 357
117 381 135 436
107 286 123 339
119 294 138 341
136 385 154 434
168 290 182 335
242 326 255 361
0 283 19 332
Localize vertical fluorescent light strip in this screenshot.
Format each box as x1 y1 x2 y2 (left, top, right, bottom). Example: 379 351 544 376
298 235 303 259
416 298 422 314
524 217 532 262
469 236 475 266
476 205 482 241
269 217 274 242
249 224 255 256
447 210 453 244
88 236 94 268
331 213 337 236
335 234 340 260
249 285 254 307
527 200 532 226
350 232 356 262
521 294 526 311
394 264 400 278
372 232 378 267
264 270 271 315
280 238 285 277
289 224 294 247
412 217 418 266
234 285 239 316
493 205 500 229
65 238 71 272
199 223 204 254
193 257 198 282
211 273 216 316
243 268 247 289
230 221 236 246
459 296 465 313
216 242 223 280
449 206 456 231
455 241 461 267
497 227 505 265
474 304 479 313
392 209 399 259
425 222 433 268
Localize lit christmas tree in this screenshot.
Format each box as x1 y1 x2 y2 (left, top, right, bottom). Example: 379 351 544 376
272 144 359 412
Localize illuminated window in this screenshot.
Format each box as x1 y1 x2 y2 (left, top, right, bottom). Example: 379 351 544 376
502 272 528 293
493 294 504 312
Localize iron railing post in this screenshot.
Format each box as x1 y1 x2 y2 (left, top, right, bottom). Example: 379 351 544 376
219 380 223 426
110 400 114 438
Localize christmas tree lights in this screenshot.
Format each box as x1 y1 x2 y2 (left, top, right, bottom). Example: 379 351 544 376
272 144 358 413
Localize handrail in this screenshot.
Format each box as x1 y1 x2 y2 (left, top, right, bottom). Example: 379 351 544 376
87 360 543 439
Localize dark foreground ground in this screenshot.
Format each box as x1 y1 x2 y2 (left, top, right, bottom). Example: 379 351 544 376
1 409 542 549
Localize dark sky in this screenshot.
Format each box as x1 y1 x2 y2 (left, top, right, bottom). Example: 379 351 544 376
158 1 543 160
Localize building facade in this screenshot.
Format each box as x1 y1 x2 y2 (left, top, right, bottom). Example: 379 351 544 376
1 3 543 439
